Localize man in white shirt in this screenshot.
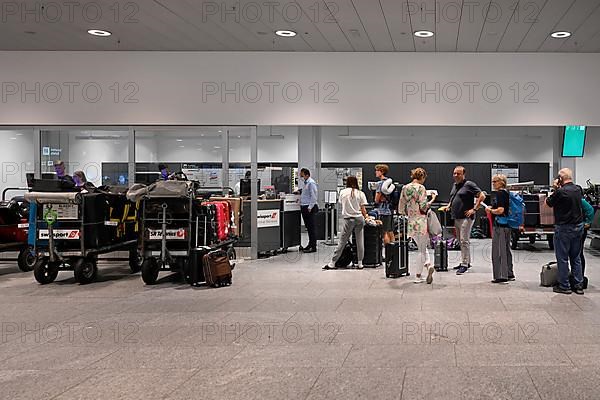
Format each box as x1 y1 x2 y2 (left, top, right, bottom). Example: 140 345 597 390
323 176 368 269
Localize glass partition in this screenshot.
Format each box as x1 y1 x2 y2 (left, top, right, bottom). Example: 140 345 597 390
0 128 34 193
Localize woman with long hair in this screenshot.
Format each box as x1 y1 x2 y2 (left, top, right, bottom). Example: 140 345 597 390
323 176 368 270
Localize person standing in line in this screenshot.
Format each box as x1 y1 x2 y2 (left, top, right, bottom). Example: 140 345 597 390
399 168 437 284
580 196 595 279
53 160 75 188
439 166 485 275
485 174 514 284
323 176 368 270
374 164 395 245
299 168 319 253
546 168 584 295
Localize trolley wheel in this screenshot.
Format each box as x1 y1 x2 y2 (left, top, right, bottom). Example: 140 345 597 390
17 246 37 272
129 248 142 274
511 230 520 250
74 258 98 285
548 235 555 250
529 235 536 244
33 258 59 284
141 257 160 285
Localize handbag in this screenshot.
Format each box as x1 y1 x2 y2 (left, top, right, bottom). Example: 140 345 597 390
427 209 442 236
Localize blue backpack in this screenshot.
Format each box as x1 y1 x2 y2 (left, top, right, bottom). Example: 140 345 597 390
497 191 524 229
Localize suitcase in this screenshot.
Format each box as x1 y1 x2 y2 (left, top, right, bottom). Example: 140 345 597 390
210 196 242 237
434 239 448 272
385 241 409 278
335 241 357 268
538 194 555 226
202 249 233 287
187 247 210 286
197 203 218 246
363 223 383 267
434 210 449 271
540 262 558 287
201 201 231 242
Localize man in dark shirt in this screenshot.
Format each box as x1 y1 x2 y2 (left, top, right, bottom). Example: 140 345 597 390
546 168 584 295
439 166 486 275
53 160 75 189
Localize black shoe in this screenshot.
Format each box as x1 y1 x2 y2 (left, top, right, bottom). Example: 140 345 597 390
553 286 572 295
508 276 516 281
574 287 585 295
322 265 336 270
453 264 472 270
303 247 316 254
491 279 509 284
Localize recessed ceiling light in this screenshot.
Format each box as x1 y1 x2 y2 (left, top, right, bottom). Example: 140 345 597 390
178 145 185 148
414 30 434 38
176 139 183 142
275 30 297 37
551 31 571 39
214 146 221 149
217 130 222 133
10 137 17 140
87 29 111 37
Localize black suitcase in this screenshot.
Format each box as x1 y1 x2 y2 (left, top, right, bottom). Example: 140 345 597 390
188 247 210 286
434 239 448 272
434 210 449 272
385 241 409 278
335 241 357 268
363 224 383 267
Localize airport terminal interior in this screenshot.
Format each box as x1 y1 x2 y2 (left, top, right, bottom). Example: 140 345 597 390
2 1 600 399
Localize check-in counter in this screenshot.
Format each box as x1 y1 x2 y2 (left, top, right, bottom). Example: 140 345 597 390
239 199 282 255
280 194 301 251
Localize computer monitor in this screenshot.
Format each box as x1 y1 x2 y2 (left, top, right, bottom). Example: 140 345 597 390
31 179 76 192
240 179 261 196
562 125 586 157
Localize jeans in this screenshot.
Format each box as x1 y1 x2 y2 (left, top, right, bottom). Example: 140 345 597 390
581 229 588 276
454 218 475 266
412 233 432 277
301 205 318 249
554 223 584 289
332 217 365 264
492 226 513 280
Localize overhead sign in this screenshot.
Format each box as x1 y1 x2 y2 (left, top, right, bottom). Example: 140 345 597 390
257 209 280 228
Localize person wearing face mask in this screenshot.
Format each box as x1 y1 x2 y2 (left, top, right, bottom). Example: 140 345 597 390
485 174 514 284
439 166 485 275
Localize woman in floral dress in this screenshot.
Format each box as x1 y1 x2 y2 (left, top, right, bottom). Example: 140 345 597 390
399 168 437 284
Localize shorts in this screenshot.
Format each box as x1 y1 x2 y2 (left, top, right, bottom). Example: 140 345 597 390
380 214 393 232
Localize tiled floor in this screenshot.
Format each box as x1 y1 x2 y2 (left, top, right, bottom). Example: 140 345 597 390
1 238 600 399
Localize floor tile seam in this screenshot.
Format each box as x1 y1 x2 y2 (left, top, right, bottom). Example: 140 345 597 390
81 345 122 369
245 297 268 312
333 298 346 312
558 343 578 367
302 367 325 400
340 344 354 368
220 345 248 368
48 370 98 400
524 366 544 400
399 368 408 400
159 368 207 400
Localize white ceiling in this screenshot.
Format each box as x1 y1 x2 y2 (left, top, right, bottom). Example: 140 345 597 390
2 0 600 52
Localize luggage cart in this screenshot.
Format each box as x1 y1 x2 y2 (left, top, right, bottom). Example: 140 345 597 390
25 190 140 284
0 188 35 272
138 182 237 285
506 184 555 250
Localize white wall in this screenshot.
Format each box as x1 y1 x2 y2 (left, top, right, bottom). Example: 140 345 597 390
322 126 556 163
0 130 34 190
2 52 600 126
576 127 600 185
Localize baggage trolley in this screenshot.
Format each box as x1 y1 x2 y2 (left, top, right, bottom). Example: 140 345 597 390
25 190 140 284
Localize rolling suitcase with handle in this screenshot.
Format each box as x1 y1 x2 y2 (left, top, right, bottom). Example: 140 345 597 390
434 209 449 272
201 201 231 242
385 215 409 278
202 249 233 288
363 223 383 267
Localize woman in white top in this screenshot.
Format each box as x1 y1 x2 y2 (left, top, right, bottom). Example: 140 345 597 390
323 176 368 270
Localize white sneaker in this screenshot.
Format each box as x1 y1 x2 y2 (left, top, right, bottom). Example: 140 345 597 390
413 276 424 283
357 263 364 269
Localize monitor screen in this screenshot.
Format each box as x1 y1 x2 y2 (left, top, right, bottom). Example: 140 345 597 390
240 179 261 196
562 125 586 157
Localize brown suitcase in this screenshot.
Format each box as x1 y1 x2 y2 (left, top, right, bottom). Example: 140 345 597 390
210 196 242 237
202 250 233 287
538 194 555 226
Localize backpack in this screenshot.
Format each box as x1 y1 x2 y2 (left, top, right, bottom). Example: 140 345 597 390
497 191 524 229
384 180 402 213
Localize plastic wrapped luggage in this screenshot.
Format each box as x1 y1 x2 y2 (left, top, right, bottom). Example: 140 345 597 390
538 194 555 226
210 196 242 237
201 201 231 242
202 249 233 287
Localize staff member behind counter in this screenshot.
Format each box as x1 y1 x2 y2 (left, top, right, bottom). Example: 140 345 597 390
53 160 75 188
